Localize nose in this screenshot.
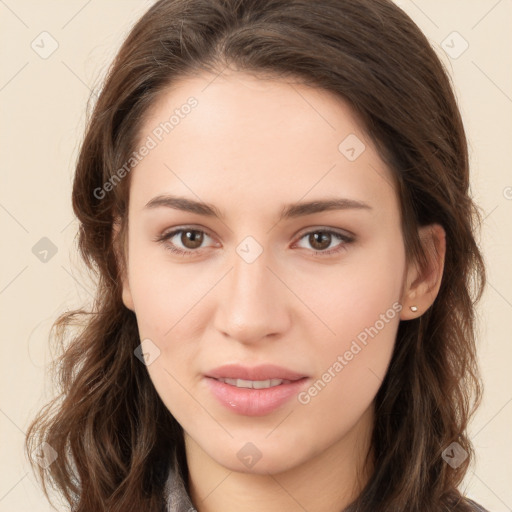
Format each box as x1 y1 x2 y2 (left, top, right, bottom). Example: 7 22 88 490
213 245 291 345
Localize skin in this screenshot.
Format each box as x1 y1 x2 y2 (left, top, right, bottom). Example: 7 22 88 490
118 69 446 512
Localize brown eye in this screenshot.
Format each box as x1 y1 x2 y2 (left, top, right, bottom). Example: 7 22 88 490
308 232 332 251
156 227 214 256
179 229 204 249
294 229 354 256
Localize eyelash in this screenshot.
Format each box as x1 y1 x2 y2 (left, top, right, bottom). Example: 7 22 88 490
155 226 354 257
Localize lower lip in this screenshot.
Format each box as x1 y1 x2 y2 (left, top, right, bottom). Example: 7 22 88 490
204 377 309 416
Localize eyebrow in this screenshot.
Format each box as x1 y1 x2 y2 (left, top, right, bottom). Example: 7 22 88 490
144 194 372 221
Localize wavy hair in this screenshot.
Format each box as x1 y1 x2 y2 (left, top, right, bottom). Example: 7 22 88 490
26 1 486 511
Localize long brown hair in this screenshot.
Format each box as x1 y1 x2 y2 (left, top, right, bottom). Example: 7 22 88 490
25 1 486 511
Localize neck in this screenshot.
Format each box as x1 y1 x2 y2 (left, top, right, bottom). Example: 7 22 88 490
185 405 375 512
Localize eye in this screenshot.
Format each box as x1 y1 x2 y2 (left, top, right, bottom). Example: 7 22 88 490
293 228 354 256
155 227 216 256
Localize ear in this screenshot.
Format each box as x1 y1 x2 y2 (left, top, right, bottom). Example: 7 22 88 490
400 223 446 320
112 217 134 311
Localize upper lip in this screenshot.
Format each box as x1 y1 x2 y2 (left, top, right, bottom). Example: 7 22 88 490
205 364 307 381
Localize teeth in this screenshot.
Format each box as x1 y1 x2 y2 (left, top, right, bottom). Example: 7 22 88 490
218 378 290 389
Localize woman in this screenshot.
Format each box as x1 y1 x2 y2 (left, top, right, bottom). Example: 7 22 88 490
26 0 490 511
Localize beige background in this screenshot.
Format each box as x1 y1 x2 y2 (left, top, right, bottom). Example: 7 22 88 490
1 1 511 510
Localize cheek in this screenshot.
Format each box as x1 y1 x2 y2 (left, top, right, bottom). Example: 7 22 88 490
300 275 400 406
291 270 401 453
294 239 404 403
126 232 206 337
126 245 212 411
295 240 404 347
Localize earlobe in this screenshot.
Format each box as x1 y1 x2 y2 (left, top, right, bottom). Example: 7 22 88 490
400 224 446 320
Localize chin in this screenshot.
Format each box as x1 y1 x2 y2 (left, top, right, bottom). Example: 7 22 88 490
208 443 307 476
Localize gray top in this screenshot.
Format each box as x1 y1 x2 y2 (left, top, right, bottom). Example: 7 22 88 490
164 455 197 512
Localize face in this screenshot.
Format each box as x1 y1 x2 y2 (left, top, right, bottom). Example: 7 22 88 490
120 70 414 475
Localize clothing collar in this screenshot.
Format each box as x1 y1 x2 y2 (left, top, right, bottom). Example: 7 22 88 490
164 452 197 512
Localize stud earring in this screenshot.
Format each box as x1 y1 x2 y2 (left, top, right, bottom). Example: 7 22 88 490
409 305 418 312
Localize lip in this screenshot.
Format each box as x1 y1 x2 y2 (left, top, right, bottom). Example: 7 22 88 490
205 364 307 381
204 364 309 416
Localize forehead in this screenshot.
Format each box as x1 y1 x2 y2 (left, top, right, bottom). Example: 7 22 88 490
129 71 399 219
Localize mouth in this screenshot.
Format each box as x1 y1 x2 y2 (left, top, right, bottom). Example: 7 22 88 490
204 364 309 416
